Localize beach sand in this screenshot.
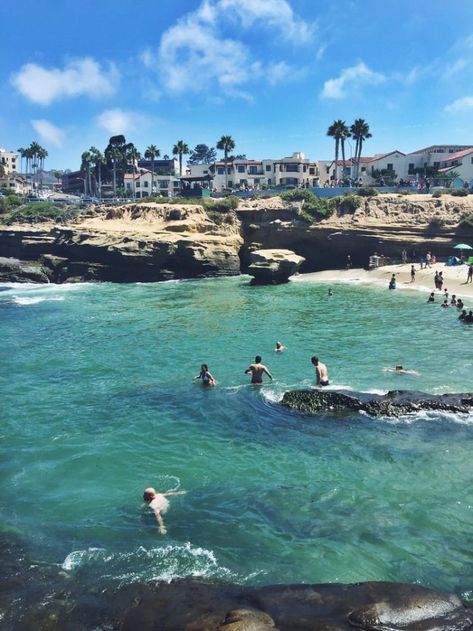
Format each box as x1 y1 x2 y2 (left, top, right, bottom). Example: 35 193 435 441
296 262 473 301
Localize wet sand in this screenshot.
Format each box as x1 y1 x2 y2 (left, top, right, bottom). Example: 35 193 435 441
296 262 473 301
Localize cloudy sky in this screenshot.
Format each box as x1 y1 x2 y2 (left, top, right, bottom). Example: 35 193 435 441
2 0 473 169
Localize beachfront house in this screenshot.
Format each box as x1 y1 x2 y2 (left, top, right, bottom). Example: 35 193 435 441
0 173 27 194
124 168 181 198
436 147 473 188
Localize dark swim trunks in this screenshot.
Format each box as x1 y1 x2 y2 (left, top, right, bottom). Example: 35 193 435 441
319 380 329 386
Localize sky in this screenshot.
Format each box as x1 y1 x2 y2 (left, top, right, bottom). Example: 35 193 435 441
2 0 473 170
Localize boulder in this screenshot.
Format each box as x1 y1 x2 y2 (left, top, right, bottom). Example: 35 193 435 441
247 248 305 284
281 389 473 417
0 256 50 283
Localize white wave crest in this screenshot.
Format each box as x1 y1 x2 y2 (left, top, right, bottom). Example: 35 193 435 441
12 296 65 305
61 542 235 585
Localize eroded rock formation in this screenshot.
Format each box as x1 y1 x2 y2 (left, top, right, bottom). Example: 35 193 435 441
247 248 305 284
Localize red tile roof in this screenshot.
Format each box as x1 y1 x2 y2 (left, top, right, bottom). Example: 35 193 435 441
442 147 473 162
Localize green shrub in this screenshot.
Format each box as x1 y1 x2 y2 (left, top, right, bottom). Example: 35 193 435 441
357 186 378 197
206 209 238 226
0 194 23 213
450 188 469 196
203 196 240 212
0 201 77 224
338 194 362 213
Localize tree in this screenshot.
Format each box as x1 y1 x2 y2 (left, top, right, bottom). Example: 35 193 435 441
327 121 349 181
81 151 92 195
17 147 26 175
216 135 236 190
188 144 217 165
109 148 122 198
172 140 190 177
52 170 63 189
105 135 127 188
350 119 372 179
37 146 48 191
90 147 106 197
145 144 160 194
126 145 141 200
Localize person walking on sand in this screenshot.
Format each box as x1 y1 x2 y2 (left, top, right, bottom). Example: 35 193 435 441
143 487 187 534
411 265 416 282
467 264 473 284
438 272 444 291
311 356 329 386
245 356 273 384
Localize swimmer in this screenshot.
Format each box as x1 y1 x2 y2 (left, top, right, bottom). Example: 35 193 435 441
193 363 216 386
459 309 467 321
441 299 449 308
385 365 420 376
143 486 187 534
328 288 333 296
457 299 464 310
451 294 457 306
244 355 273 384
311 356 329 386
274 341 286 353
427 292 435 303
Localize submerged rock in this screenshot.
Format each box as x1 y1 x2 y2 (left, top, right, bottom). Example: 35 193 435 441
247 248 305 284
281 389 473 417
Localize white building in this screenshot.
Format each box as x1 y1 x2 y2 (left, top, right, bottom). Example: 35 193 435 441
124 169 181 198
437 147 473 187
189 152 319 192
0 174 27 194
0 149 19 175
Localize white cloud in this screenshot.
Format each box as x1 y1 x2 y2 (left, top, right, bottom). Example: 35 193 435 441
145 0 312 98
444 96 473 113
11 58 119 106
321 62 385 99
218 0 314 43
96 109 147 135
31 119 65 147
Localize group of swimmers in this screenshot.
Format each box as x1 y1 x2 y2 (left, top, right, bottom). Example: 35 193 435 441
427 288 473 322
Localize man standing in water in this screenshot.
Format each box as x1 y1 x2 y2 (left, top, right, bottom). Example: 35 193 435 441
311 356 329 386
245 355 273 384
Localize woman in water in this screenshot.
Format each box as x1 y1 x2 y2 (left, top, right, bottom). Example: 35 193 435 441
193 364 217 386
275 341 286 352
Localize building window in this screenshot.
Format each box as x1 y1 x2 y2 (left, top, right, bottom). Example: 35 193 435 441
309 168 315 175
136 182 140 187
126 183 131 189
386 163 393 171
159 180 169 187
285 164 298 172
265 165 271 172
217 167 224 175
238 166 245 173
254 178 260 184
268 178 272 185
173 181 180 187
249 166 257 175
144 181 149 187
408 163 415 174
433 162 439 168
228 181 233 187
361 167 366 173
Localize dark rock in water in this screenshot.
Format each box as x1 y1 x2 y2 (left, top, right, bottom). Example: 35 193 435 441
0 256 50 283
281 389 473 417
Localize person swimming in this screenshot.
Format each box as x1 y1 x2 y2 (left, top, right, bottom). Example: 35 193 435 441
274 341 286 353
143 486 187 534
427 292 435 303
311 356 329 386
244 356 273 384
388 274 396 290
193 364 216 386
384 365 420 376
328 288 333 296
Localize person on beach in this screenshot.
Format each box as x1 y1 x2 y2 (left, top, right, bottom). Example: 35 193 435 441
245 356 273 384
438 272 444 290
311 356 329 386
434 271 440 290
411 265 416 282
385 365 420 376
427 292 435 303
425 252 432 268
193 364 216 386
275 341 286 353
388 274 396 290
346 254 351 269
467 264 473 284
401 249 407 264
143 487 187 534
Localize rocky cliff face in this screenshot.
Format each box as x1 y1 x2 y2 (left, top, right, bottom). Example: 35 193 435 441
1 194 472 283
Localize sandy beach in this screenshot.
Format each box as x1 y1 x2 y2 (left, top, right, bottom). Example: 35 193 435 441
296 262 473 301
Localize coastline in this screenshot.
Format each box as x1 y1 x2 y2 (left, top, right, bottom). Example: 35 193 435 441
295 262 473 301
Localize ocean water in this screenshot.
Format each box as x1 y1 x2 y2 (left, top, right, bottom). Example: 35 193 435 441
1 276 473 598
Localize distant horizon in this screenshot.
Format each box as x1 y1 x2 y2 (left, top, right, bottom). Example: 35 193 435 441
2 1 473 170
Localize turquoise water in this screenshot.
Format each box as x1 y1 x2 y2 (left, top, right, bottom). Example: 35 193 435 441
1 277 473 596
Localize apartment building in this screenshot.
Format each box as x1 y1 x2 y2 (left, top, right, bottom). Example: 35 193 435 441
0 149 19 175
437 147 473 187
0 174 27 194
124 169 181 198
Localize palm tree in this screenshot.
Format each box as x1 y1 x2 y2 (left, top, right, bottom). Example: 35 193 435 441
172 140 190 177
126 146 141 200
326 121 349 182
37 146 48 191
17 147 26 175
109 148 122 198
216 135 236 190
145 144 160 195
81 150 92 196
52 170 63 191
90 147 105 198
350 119 372 180
29 141 42 191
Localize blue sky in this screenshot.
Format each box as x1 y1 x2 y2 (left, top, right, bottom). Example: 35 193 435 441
2 0 473 170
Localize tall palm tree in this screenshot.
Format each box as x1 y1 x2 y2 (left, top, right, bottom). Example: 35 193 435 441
37 146 48 191
326 121 349 182
109 148 122 198
17 147 26 175
127 146 141 200
350 119 372 180
81 150 92 196
29 141 42 191
216 135 236 190
90 147 105 198
145 144 160 195
172 140 190 178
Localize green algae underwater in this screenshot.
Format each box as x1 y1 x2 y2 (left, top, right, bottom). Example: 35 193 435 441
1 276 473 600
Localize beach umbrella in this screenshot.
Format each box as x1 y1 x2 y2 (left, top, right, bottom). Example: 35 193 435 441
454 243 472 250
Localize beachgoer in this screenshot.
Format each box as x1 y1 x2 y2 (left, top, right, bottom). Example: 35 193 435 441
193 364 216 386
275 342 286 353
346 254 351 269
450 294 457 306
410 265 416 282
401 249 407 264
457 299 464 310
427 292 435 303
434 271 440 290
143 487 187 534
388 274 396 290
245 356 273 384
468 265 473 284
441 299 449 308
311 356 329 386
438 272 444 290
465 310 473 323
443 288 449 300
328 288 333 296
459 310 467 321
425 252 432 268
385 365 420 376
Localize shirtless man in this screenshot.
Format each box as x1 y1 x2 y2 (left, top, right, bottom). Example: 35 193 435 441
311 356 329 386
143 487 186 534
244 355 273 384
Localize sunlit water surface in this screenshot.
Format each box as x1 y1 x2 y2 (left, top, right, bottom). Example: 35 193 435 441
1 277 472 596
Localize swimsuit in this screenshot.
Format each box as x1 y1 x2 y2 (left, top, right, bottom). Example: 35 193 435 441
319 380 329 386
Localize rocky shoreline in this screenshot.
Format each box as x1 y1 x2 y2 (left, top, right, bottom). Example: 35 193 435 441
1 194 473 284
